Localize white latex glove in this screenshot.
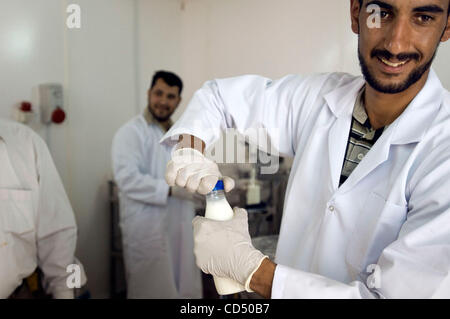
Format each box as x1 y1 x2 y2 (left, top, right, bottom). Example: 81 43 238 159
192 207 268 292
165 148 235 195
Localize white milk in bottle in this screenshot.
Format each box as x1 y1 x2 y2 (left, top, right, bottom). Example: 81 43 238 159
204 180 245 295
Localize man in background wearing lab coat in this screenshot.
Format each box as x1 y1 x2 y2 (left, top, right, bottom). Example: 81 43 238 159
0 119 86 299
163 0 450 298
112 71 202 298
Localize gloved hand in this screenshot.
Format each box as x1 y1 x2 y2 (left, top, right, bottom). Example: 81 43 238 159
192 207 268 292
165 148 235 195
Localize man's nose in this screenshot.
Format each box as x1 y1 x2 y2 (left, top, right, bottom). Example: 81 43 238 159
160 96 169 105
384 16 413 56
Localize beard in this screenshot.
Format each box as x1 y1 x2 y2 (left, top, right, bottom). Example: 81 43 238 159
358 37 438 94
148 104 173 122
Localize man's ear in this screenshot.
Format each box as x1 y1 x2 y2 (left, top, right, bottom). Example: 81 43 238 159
350 0 361 34
441 15 450 42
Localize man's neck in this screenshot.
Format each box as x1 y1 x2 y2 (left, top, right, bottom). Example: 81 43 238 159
158 119 172 132
364 70 430 130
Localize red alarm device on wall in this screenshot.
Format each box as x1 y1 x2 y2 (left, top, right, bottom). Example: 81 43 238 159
51 106 66 124
38 84 67 125
20 101 32 112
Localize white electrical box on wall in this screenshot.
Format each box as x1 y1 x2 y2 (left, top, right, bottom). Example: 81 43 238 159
38 83 64 124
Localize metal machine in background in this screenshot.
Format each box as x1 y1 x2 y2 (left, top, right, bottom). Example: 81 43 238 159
217 148 291 238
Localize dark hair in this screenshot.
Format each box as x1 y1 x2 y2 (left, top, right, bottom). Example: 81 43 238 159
358 0 450 15
150 70 183 95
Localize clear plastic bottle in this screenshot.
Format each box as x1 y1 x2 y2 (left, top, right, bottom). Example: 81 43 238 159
205 180 245 295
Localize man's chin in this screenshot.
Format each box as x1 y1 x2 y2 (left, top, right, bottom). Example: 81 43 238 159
148 108 171 122
154 116 171 122
370 76 411 94
367 66 431 94
361 60 430 94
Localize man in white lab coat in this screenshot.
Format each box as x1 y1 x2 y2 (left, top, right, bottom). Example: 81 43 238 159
0 119 86 299
112 71 202 298
162 0 450 298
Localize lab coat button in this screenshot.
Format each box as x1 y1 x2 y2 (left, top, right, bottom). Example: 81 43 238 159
328 205 335 212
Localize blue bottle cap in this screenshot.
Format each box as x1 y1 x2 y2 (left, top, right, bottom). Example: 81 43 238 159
212 180 224 191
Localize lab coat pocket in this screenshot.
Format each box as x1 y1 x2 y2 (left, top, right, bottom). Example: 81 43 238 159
346 192 407 273
0 189 34 235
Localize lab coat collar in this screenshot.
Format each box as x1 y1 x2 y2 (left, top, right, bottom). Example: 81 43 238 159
330 69 445 195
324 76 365 119
389 69 444 145
324 69 444 145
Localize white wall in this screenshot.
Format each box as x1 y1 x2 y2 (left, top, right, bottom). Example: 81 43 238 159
64 0 137 298
177 0 450 120
136 0 183 115
176 0 359 121
0 0 69 179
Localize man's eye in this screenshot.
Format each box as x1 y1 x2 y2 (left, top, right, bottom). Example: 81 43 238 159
380 11 390 19
418 15 434 23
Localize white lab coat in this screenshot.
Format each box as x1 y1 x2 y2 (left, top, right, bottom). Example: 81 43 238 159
0 119 86 299
161 70 450 298
111 112 202 299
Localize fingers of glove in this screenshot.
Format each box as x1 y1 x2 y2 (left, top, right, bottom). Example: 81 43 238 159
192 216 215 272
192 215 224 239
233 207 249 223
167 148 209 186
165 161 188 186
223 176 235 192
197 175 220 195
232 207 252 237
174 163 207 188
185 174 202 193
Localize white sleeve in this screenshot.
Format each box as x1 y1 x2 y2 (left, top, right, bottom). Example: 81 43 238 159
273 146 450 299
272 265 377 299
161 74 314 158
33 135 86 299
112 126 169 206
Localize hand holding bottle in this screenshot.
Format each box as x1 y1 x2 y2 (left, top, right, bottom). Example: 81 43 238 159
193 199 268 294
165 148 234 195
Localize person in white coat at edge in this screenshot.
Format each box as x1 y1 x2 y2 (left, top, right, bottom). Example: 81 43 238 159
112 71 203 299
0 119 86 299
161 0 450 298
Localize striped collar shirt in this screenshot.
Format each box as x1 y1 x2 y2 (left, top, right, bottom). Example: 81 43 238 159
339 86 385 186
